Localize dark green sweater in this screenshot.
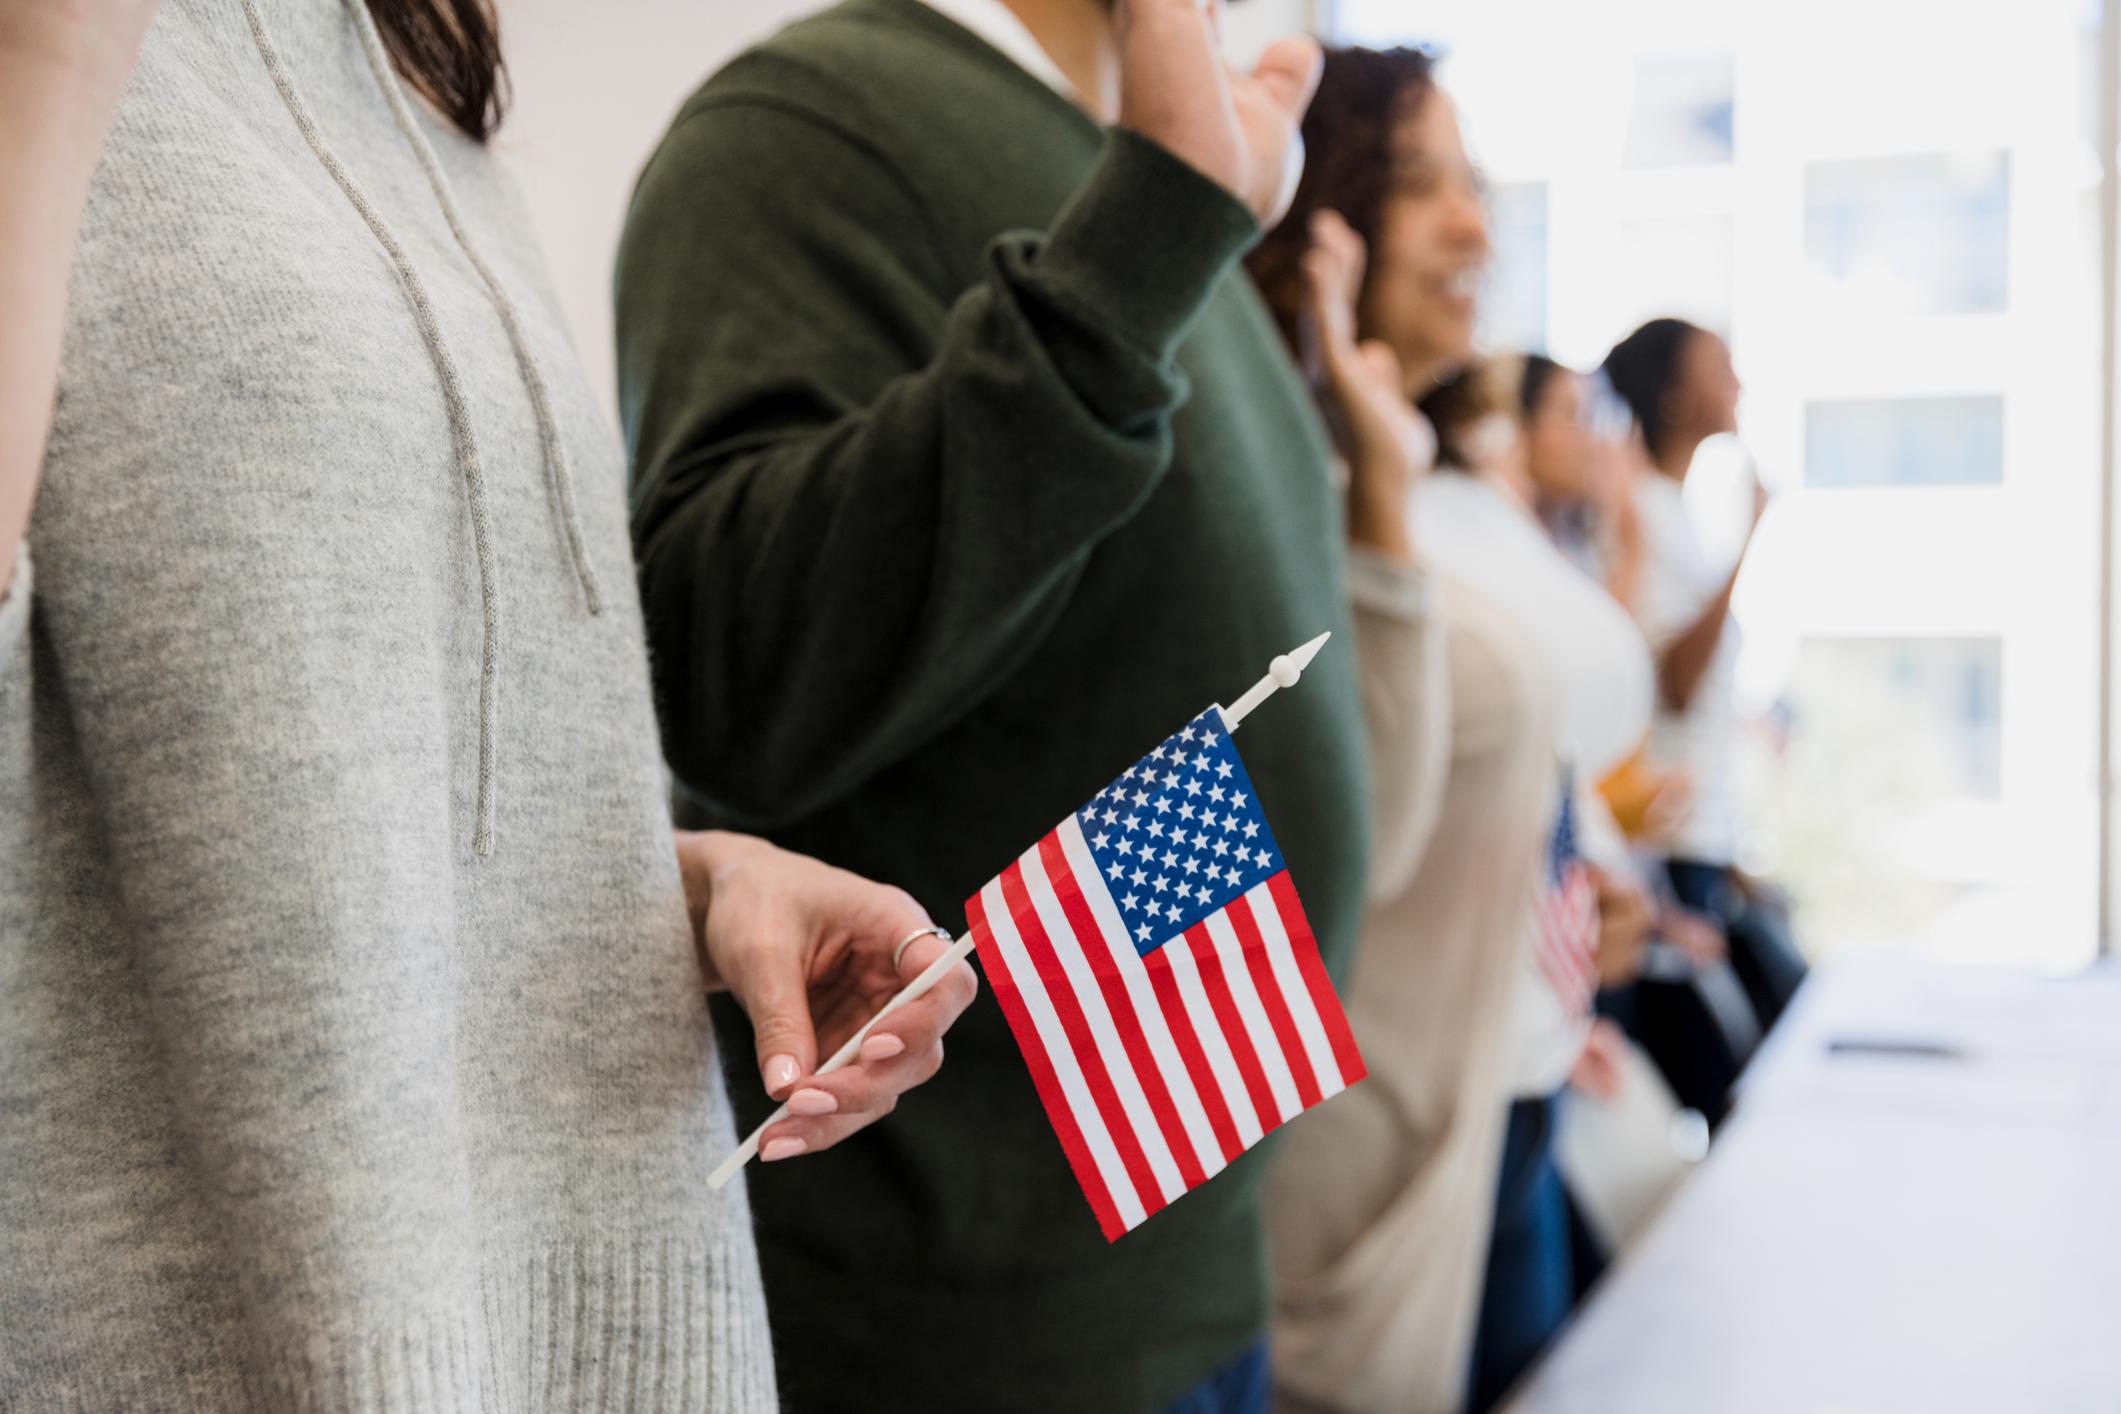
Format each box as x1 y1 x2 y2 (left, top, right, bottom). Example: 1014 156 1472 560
616 3 1368 1408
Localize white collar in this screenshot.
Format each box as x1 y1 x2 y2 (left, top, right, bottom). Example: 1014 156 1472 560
916 0 1076 98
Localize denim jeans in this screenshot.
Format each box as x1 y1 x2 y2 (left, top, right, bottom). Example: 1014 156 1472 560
1468 1094 1574 1414
1161 1335 1270 1414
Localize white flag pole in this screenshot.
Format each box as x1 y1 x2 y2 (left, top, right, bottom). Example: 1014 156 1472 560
1221 631 1332 731
708 631 1331 1190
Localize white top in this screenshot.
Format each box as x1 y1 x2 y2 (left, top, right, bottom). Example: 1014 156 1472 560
1411 472 1656 1096
917 0 1075 95
1631 470 1742 864
1411 474 1653 781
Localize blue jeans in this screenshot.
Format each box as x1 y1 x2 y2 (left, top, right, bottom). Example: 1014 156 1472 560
1161 1335 1270 1414
1468 1095 1573 1413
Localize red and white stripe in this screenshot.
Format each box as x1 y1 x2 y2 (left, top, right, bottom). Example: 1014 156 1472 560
968 815 1365 1241
1533 862 1600 1018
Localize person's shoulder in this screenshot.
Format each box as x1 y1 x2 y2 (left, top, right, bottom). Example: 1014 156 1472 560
673 0 1004 148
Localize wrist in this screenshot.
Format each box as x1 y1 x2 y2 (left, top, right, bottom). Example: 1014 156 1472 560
1347 482 1416 563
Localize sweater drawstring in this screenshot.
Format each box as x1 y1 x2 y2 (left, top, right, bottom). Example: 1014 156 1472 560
242 0 604 858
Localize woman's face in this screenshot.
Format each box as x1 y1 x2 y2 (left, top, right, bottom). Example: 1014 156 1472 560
1360 90 1491 391
1671 331 1742 440
1523 370 1594 501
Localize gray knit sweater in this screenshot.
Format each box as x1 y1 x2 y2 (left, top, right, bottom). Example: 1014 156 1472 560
0 1 774 1408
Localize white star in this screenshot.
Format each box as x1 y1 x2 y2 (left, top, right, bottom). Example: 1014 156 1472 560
1154 796 1173 814
1243 821 1260 839
1121 893 1139 912
1215 761 1233 779
1101 808 1118 825
1106 858 1127 878
1123 814 1141 832
1181 727 1197 742
1209 786 1226 803
1183 857 1200 876
1205 863 1224 884
1184 778 1202 797
1136 922 1155 942
1232 791 1248 808
1193 752 1212 772
1162 849 1180 868
1093 832 1110 850
1153 875 1170 894
1201 729 1218 746
1255 849 1273 867
1175 882 1194 902
1151 746 1167 761
1213 839 1230 857
1165 903 1183 922
1129 867 1147 888
1178 802 1196 821
1116 838 1134 856
1147 820 1166 839
1131 790 1148 807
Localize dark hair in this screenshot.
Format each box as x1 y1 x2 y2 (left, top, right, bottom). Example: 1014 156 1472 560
1518 352 1567 421
1599 317 1704 463
1415 355 1521 472
1247 46 1439 363
368 0 508 143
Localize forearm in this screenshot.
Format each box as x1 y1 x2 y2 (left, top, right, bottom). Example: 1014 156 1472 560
626 124 1258 821
1658 570 1740 712
1347 553 1448 900
0 15 145 588
1346 468 1417 564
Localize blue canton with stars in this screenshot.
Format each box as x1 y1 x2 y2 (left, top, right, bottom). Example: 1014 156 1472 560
1072 707 1286 957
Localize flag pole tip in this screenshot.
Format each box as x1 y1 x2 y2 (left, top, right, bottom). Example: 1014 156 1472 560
1283 631 1331 677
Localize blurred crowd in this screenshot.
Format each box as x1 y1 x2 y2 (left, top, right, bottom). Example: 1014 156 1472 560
1246 46 1807 1411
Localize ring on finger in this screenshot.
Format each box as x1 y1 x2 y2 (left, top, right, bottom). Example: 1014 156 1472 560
892 925 954 975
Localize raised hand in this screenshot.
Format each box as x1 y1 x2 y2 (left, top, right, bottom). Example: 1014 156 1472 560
1115 0 1322 224
1302 208 1434 558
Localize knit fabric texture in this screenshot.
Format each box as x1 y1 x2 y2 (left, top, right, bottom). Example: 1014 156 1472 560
0 1 773 1408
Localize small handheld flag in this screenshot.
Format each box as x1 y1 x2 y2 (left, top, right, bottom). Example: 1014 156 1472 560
1533 775 1600 1017
967 635 1366 1241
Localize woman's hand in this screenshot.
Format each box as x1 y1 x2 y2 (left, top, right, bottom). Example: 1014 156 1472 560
1569 1017 1631 1103
1591 863 1653 987
1302 208 1434 561
676 831 979 1162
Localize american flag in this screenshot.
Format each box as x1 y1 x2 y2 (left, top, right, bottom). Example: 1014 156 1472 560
1534 777 1601 1017
966 706 1365 1242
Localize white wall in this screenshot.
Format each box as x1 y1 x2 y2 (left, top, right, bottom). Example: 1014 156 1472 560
497 0 1319 419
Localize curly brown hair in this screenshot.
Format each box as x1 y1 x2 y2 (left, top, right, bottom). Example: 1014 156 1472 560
1246 45 1439 374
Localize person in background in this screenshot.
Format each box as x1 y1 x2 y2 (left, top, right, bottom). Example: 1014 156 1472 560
1601 319 1807 1043
1516 354 1751 1126
1247 48 1558 1414
0 0 978 1407
614 3 1374 1410
1410 359 1659 1410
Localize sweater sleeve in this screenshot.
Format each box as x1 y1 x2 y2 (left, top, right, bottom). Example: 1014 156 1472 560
617 104 1259 825
1345 548 1449 903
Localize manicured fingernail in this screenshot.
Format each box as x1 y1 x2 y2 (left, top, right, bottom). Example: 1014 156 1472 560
788 1087 838 1116
763 1054 799 1095
859 1034 905 1063
761 1137 807 1162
